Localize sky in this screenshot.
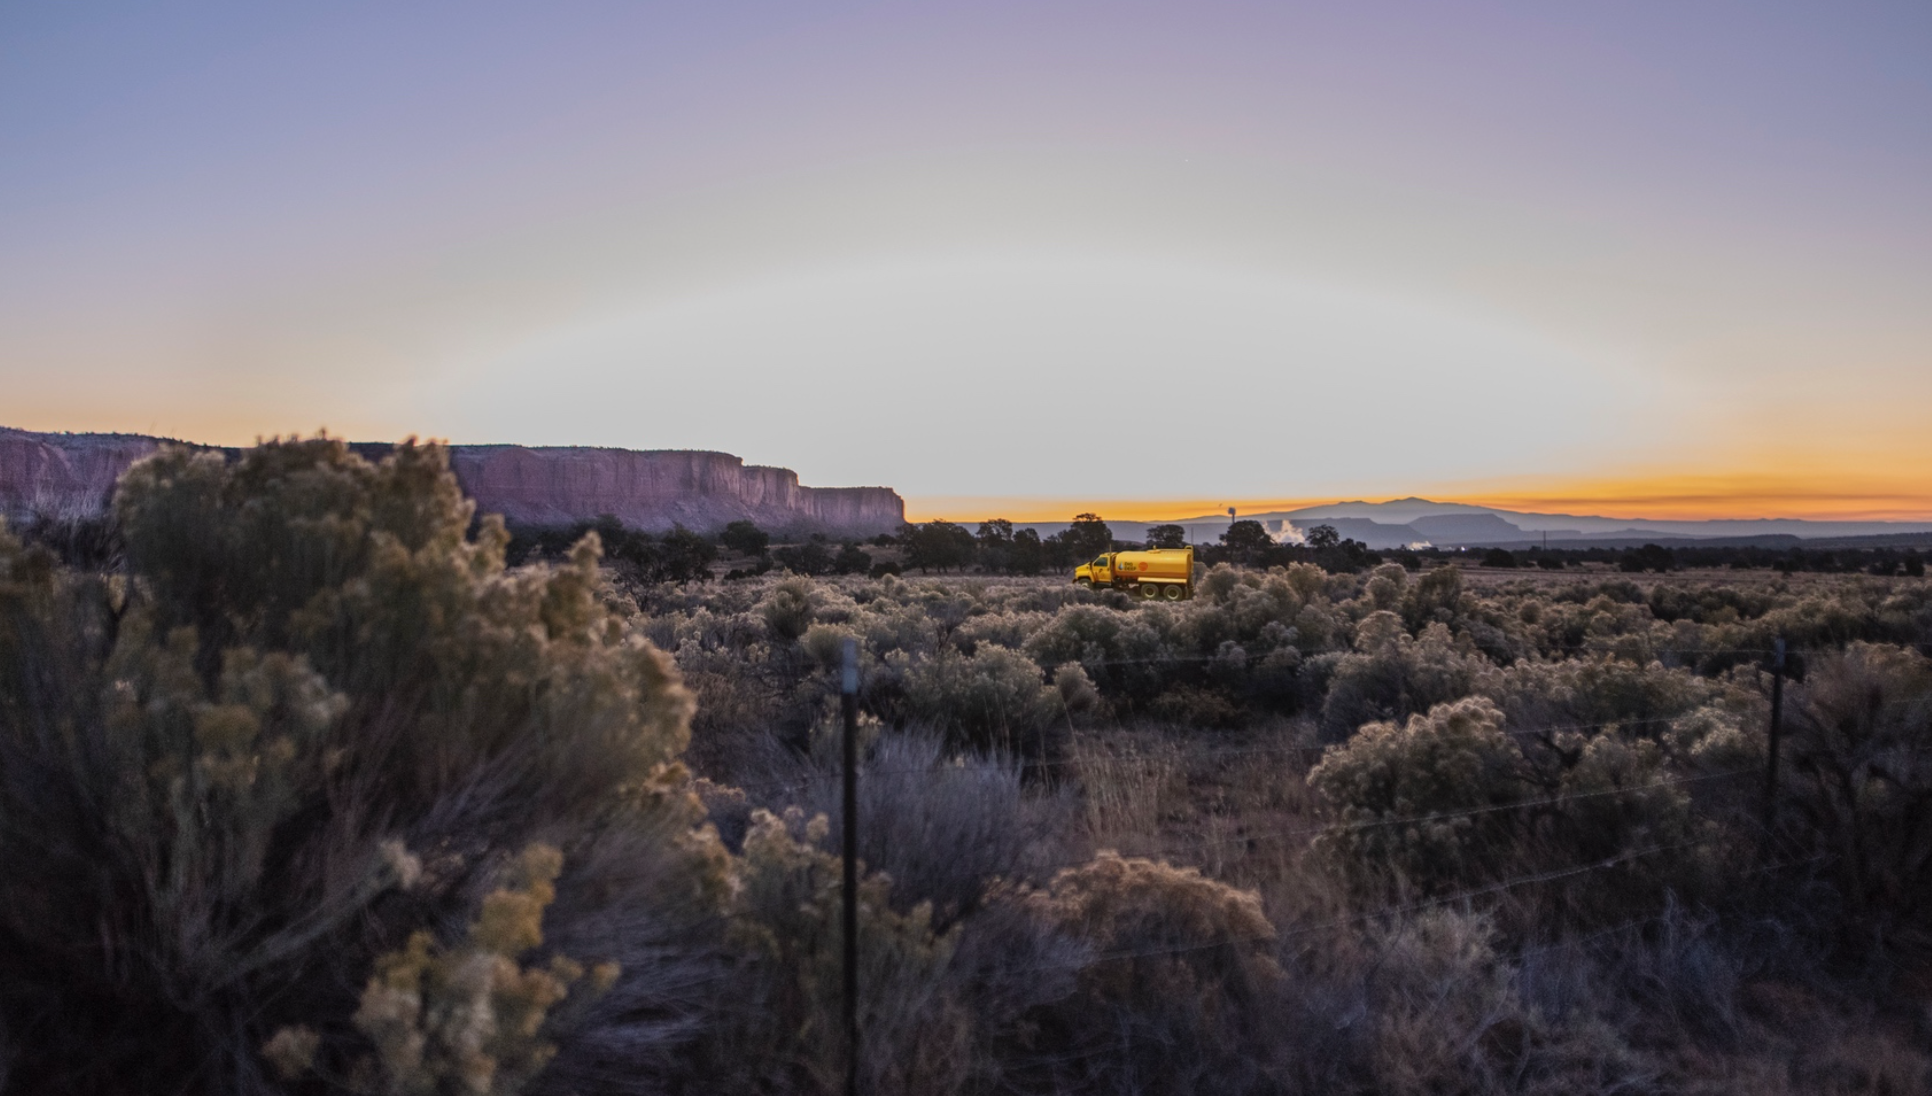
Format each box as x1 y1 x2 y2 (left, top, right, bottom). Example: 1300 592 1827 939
3 2 1929 521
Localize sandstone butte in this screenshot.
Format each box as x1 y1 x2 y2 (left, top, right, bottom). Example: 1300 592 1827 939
0 426 904 538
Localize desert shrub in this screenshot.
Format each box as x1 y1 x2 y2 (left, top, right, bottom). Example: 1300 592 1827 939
1541 734 1708 915
1320 614 1484 736
1022 603 1174 702
0 439 716 1095
1174 563 1338 660
1050 661 1102 724
903 644 1066 758
1756 586 1917 653
1779 642 1932 946
1212 640 1306 713
1310 697 1528 892
1363 910 1648 1096
1478 654 1732 736
1364 561 1408 611
998 853 1283 1093
777 732 1075 928
855 596 941 657
1311 696 1711 917
706 808 965 1094
317 844 616 1094
1148 684 1244 728
14 507 122 571
1402 564 1467 632
1647 583 1775 626
757 574 818 641
1199 562 1245 604
524 808 734 1096
798 621 859 671
952 607 1049 653
1664 702 1762 775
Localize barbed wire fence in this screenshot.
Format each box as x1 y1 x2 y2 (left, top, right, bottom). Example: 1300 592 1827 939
701 629 1806 1087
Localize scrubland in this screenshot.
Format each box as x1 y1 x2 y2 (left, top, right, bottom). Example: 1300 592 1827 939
3 439 1930 1094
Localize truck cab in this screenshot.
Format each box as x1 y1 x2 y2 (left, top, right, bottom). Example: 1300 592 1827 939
1074 555 1113 587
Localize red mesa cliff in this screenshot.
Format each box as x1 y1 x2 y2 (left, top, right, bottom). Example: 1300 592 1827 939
0 427 903 537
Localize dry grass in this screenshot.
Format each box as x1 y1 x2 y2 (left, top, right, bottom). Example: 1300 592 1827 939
10 454 1932 1096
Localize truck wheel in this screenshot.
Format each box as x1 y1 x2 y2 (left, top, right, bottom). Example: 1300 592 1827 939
1138 583 1160 600
1163 584 1184 601
1076 578 1093 590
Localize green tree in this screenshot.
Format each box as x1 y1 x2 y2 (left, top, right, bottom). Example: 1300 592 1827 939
1620 543 1675 573
775 540 835 576
1305 524 1341 550
976 519 1016 573
902 521 976 573
656 523 718 583
1010 527 1045 575
1145 524 1186 549
1063 513 1114 562
1220 519 1272 562
833 542 874 575
720 519 770 557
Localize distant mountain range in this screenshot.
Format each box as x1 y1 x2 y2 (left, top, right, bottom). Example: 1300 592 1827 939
1015 497 1932 550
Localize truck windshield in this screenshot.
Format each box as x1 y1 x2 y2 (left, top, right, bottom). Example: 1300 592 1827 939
1093 558 1108 568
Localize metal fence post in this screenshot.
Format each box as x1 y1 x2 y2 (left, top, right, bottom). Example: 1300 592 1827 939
1762 636 1786 839
840 637 860 1096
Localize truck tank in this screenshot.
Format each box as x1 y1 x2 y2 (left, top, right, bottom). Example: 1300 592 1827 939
1072 547 1194 600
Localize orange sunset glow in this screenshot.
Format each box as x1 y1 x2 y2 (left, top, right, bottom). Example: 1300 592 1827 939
4 4 1930 528
909 468 1932 525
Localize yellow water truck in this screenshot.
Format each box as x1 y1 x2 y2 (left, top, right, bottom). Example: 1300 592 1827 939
1073 547 1194 600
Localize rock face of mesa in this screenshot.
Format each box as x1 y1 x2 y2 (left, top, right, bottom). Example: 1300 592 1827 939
0 428 166 522
441 445 903 535
0 427 904 537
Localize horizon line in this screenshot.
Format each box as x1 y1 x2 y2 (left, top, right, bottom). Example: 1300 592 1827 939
901 494 1932 525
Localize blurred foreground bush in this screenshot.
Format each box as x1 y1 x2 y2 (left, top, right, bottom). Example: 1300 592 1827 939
0 438 721 1094
1780 642 1932 948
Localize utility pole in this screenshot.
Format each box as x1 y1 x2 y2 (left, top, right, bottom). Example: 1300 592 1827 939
840 637 860 1096
1762 637 1786 840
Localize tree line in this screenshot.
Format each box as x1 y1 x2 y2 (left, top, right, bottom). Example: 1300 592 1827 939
38 504 1917 589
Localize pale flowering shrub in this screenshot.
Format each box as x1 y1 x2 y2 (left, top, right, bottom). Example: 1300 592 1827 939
757 575 818 641
0 439 710 1094
998 853 1284 1093
268 844 617 1095
704 808 966 1095
1310 697 1527 891
903 643 1064 756
1313 694 1720 917
1320 614 1485 736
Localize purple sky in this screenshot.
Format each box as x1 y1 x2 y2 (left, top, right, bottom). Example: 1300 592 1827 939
4 2 1929 514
